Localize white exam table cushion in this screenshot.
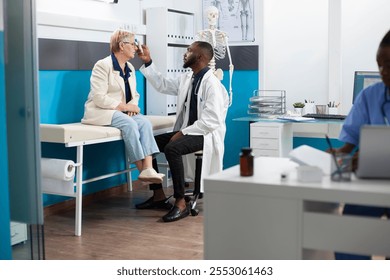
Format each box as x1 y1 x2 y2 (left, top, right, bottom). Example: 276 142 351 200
40 115 176 144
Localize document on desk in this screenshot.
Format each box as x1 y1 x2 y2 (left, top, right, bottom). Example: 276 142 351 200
277 116 315 122
289 145 332 175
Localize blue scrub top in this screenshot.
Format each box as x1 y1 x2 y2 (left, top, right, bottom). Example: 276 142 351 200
340 82 389 146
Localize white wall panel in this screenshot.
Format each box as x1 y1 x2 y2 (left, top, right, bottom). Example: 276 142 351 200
262 0 329 111
340 0 390 114
36 0 145 41
260 0 390 114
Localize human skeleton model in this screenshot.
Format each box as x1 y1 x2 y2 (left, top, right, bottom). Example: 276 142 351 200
196 6 234 106
211 0 223 29
237 0 252 41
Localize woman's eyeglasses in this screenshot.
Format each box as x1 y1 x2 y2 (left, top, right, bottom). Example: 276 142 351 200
122 41 136 47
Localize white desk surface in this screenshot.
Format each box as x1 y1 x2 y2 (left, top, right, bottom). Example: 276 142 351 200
206 157 390 207
234 117 343 138
233 116 344 124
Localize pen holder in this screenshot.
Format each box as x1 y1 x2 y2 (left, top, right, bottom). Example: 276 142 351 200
331 153 352 182
328 107 338 115
304 103 315 114
316 105 328 114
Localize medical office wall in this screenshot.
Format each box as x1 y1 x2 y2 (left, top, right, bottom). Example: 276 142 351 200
35 0 223 208
37 0 147 207
0 0 257 260
38 39 146 206
260 0 390 115
21 0 390 208
36 0 260 202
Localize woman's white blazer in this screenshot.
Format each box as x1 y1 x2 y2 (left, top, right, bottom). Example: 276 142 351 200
82 55 140 125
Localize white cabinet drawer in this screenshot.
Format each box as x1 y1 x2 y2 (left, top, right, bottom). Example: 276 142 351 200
253 149 279 157
251 126 279 138
249 122 293 158
251 138 279 150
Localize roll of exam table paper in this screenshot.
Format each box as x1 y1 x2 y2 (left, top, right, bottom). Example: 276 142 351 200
41 158 75 181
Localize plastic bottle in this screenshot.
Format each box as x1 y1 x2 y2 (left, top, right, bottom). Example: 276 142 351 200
240 147 254 176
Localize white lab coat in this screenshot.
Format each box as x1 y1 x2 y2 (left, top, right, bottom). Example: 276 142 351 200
140 63 229 191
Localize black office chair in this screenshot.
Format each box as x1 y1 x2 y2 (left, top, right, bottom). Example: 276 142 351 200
184 150 203 216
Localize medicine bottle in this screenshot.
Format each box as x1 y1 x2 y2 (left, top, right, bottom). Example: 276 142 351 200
240 147 254 176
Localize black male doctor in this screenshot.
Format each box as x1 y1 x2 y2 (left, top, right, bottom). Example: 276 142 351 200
136 41 229 223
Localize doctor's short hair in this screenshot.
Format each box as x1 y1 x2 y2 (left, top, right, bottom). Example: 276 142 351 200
379 29 390 48
194 41 214 61
110 29 134 53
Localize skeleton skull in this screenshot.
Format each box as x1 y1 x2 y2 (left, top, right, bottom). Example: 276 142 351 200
206 6 219 27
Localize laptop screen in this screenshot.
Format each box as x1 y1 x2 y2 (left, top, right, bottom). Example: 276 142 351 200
356 125 390 179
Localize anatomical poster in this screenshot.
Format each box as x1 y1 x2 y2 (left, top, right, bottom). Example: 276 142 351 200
202 0 255 42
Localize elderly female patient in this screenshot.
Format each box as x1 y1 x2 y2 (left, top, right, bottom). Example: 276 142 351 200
81 29 164 184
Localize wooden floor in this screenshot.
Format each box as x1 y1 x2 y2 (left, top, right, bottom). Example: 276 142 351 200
17 183 386 260
43 183 204 260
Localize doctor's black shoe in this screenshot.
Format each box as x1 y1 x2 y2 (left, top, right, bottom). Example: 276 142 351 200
135 197 173 210
162 205 190 222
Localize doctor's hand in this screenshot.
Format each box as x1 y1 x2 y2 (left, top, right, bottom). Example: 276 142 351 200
351 151 359 172
137 44 152 64
169 131 184 142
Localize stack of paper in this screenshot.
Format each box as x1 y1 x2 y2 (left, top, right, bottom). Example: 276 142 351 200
277 116 316 122
289 145 332 175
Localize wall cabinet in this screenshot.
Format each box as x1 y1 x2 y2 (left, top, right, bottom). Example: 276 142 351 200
145 7 194 116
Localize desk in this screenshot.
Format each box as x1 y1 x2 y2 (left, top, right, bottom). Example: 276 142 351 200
235 116 344 157
234 116 344 138
204 157 390 259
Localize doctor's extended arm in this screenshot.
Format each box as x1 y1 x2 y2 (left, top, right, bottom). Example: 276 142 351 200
138 44 180 95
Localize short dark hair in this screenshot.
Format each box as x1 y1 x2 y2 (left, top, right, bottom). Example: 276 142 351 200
194 41 214 61
379 29 390 48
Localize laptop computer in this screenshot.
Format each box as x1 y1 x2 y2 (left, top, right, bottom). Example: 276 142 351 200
356 125 390 179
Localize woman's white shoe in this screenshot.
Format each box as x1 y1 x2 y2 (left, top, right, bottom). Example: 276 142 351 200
138 168 165 184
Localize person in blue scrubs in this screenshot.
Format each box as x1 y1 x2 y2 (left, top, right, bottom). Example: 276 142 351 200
333 29 390 260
